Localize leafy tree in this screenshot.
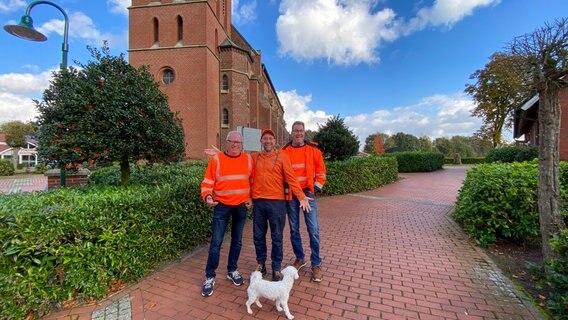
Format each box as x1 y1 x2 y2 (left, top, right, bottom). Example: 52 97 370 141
0 121 36 170
418 135 434 152
450 136 476 158
391 132 420 152
434 137 452 156
509 18 568 261
465 52 532 147
35 46 185 186
313 115 359 161
363 134 377 154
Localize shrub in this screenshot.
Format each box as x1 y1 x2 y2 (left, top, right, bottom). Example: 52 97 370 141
0 159 15 176
453 162 540 247
322 155 398 196
484 146 538 163
388 151 444 172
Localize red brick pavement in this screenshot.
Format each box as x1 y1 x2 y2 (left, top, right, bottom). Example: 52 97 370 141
42 166 545 320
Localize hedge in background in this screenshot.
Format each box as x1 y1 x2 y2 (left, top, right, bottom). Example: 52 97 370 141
0 168 212 319
0 159 14 176
322 155 398 196
484 145 538 163
388 151 444 172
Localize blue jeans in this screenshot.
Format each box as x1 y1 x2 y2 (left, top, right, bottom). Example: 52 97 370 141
287 189 321 266
205 202 248 278
252 199 286 272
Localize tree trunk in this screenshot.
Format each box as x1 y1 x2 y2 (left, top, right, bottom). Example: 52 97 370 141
120 160 130 186
11 147 20 172
538 87 566 261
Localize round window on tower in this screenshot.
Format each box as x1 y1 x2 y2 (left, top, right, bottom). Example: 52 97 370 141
162 68 175 85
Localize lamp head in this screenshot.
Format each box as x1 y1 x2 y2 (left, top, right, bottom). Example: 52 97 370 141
4 15 47 42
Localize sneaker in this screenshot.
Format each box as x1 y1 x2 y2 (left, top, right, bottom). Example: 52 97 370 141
272 270 283 281
201 277 215 297
227 270 244 286
255 263 267 276
293 258 306 270
311 266 322 282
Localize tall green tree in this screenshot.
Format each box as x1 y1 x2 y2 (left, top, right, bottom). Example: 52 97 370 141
0 121 36 170
418 135 434 152
35 46 185 186
391 132 420 152
313 115 359 161
465 52 532 147
509 18 568 261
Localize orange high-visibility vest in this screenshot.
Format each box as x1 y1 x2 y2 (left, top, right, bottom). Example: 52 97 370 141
282 141 326 194
201 151 253 206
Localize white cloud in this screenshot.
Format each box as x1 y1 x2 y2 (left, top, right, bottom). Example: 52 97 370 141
277 0 399 65
0 70 55 124
276 0 499 66
107 0 129 16
0 0 26 13
404 0 500 34
0 70 54 95
278 90 331 131
279 89 481 147
0 92 38 124
233 0 257 25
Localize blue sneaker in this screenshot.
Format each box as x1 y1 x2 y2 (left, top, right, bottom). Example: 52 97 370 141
227 270 244 286
201 277 215 297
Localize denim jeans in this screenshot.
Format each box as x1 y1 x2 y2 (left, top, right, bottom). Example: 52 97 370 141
252 199 287 272
205 202 248 278
287 189 321 266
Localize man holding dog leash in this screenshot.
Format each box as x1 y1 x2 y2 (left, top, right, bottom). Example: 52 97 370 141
200 131 253 297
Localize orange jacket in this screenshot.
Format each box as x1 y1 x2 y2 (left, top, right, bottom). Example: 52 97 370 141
281 141 326 194
251 150 307 201
201 151 253 206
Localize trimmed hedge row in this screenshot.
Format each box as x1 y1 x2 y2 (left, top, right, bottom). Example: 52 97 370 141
322 155 399 196
388 151 444 172
0 168 212 319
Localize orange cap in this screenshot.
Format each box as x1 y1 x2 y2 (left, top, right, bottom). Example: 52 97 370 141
261 128 275 138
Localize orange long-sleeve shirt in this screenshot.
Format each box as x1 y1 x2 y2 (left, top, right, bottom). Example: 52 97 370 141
251 150 306 201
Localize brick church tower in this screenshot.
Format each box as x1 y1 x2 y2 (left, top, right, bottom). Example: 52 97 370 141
128 0 287 159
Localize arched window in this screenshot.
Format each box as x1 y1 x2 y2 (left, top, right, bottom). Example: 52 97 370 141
221 74 229 92
176 15 183 45
153 17 159 47
222 108 229 128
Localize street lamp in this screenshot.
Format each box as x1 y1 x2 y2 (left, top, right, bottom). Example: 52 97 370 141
4 0 69 186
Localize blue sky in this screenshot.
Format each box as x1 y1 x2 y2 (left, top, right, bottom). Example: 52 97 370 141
1 0 567 145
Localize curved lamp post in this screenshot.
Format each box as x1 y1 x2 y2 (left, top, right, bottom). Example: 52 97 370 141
4 0 69 186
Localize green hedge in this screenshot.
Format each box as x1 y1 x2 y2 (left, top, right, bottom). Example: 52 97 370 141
484 146 538 163
388 151 444 172
322 155 398 196
0 167 212 319
0 159 14 176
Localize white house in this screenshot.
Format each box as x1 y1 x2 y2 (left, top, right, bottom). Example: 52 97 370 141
0 133 39 167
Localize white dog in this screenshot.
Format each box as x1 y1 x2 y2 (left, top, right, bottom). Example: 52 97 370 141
246 265 299 319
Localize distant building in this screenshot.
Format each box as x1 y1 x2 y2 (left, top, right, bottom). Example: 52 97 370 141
513 85 568 160
129 0 288 159
0 133 39 167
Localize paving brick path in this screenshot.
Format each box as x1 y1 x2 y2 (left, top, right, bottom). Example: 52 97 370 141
41 166 544 320
0 175 47 193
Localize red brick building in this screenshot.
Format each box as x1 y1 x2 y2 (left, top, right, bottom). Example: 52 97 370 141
513 85 568 160
129 0 287 159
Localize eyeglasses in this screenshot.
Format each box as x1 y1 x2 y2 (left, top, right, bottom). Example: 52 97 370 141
227 140 242 144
